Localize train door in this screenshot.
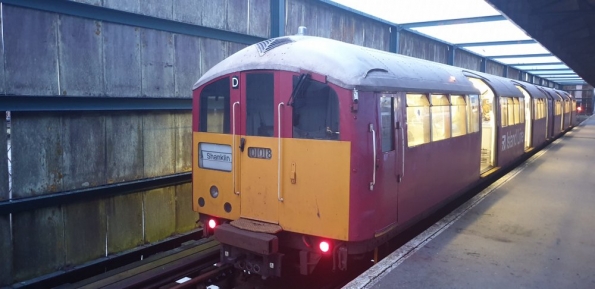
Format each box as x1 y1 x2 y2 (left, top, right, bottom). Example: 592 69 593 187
515 85 532 150
467 78 497 173
376 93 400 227
237 71 280 223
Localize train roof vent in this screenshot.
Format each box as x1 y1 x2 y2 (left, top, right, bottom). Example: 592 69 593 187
256 38 294 56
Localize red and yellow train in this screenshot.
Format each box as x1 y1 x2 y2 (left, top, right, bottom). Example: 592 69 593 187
191 35 576 278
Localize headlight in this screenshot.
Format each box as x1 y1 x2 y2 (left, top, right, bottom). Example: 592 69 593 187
210 185 219 198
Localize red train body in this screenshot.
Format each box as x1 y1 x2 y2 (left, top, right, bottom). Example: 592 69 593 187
191 35 576 277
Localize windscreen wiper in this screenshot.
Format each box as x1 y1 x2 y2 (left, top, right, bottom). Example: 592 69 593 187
288 73 310 107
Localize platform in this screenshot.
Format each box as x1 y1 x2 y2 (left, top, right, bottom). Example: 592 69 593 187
346 116 595 289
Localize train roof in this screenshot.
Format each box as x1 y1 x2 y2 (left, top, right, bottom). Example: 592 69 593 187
193 35 480 95
462 70 524 98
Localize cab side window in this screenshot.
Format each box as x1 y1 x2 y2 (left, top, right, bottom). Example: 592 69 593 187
200 78 230 133
291 77 339 140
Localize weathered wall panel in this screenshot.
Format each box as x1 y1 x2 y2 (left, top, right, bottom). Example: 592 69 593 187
508 68 521 80
4 6 58 96
175 112 192 173
143 113 175 178
144 187 176 243
64 200 106 265
12 113 63 197
486 60 505 77
103 22 141 97
106 113 143 183
285 0 390 51
229 43 249 56
203 0 227 30
12 208 64 281
140 0 173 20
227 0 248 34
0 118 7 201
104 0 140 14
0 215 10 285
107 193 143 253
0 120 9 285
141 29 175 97
455 49 482 71
174 35 201 98
62 115 106 190
173 0 203 26
59 16 104 96
400 31 448 64
175 183 198 233
201 39 228 74
249 0 270 38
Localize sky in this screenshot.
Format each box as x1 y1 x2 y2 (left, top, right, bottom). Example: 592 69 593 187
329 0 582 83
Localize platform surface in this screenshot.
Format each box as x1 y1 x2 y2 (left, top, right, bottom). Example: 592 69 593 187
346 116 595 289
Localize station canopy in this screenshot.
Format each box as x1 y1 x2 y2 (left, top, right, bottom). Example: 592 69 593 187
330 0 586 86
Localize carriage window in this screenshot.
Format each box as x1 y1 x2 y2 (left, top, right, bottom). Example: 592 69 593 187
292 77 339 140
380 95 395 152
246 73 274 136
468 94 480 133
200 77 230 133
519 98 525 123
508 97 515 125
501 97 509 127
451 95 467 137
431 94 451 141
555 101 562 115
406 93 430 147
512 97 520 124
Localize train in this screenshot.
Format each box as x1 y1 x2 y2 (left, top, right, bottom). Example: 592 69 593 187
191 33 576 278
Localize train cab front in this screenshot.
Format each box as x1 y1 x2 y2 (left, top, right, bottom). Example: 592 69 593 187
192 70 352 278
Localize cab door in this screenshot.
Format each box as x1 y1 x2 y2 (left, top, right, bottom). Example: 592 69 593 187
238 71 280 223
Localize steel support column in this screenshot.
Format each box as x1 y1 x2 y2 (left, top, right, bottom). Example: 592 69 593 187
390 26 401 54
270 0 286 38
448 46 456 66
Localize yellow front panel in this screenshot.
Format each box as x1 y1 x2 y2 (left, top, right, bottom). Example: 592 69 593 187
279 139 351 241
192 132 241 220
240 136 279 222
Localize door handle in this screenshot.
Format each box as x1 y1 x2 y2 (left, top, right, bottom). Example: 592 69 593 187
239 137 246 152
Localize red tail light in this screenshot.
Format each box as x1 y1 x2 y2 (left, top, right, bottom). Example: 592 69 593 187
319 241 330 253
208 219 217 229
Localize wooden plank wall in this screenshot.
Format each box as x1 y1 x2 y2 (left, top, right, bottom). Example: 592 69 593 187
1 0 262 284
285 0 390 51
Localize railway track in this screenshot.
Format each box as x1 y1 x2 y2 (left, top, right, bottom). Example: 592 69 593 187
66 238 223 289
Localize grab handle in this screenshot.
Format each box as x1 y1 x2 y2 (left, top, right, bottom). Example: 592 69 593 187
369 124 376 191
232 101 240 195
401 122 405 179
278 102 285 202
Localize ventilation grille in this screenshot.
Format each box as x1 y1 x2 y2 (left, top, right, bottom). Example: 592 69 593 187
256 38 294 56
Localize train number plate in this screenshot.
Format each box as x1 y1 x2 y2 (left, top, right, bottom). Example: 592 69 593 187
247 147 272 160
